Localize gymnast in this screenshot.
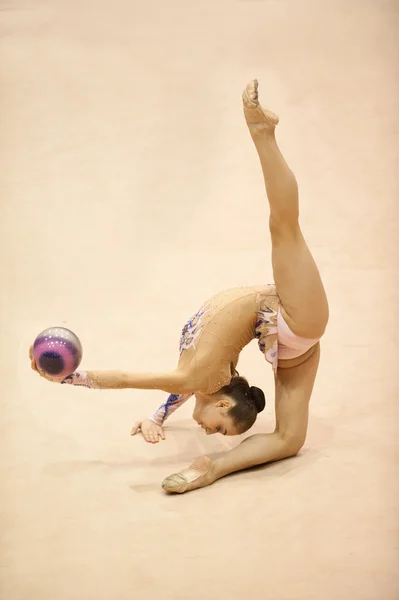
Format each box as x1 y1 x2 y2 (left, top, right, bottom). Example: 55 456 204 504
30 80 329 494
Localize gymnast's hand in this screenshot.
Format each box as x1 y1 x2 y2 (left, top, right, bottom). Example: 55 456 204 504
131 418 166 443
29 346 61 383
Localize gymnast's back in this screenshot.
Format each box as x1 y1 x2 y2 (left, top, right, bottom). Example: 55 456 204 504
177 285 277 391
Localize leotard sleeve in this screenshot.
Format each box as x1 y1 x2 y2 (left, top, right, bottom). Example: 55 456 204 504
148 393 193 426
61 371 99 389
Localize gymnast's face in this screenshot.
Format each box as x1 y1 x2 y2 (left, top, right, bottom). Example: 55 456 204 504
193 394 238 436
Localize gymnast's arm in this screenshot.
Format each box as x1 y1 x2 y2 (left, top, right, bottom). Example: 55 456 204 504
60 353 220 395
147 392 193 425
60 368 196 394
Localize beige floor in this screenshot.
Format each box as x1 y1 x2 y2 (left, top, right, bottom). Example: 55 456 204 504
1 1 398 599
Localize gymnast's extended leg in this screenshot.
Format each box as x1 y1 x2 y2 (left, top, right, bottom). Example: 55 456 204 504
242 80 329 338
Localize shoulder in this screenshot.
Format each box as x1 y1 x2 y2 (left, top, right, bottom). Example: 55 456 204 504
177 357 231 394
189 366 232 395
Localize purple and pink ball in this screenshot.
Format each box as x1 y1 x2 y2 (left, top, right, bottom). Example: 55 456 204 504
33 327 82 379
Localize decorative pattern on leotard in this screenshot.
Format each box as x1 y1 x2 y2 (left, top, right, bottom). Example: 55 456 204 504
149 393 193 426
179 302 212 355
148 301 212 425
255 304 279 372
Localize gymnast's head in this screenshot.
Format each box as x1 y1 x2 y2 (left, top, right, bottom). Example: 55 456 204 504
193 376 266 436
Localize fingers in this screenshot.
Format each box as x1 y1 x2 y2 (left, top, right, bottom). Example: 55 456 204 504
140 426 165 443
30 357 58 383
30 348 37 371
31 358 41 374
30 348 41 375
150 426 165 443
131 419 166 443
130 422 141 436
131 422 157 443
146 428 160 444
29 347 41 374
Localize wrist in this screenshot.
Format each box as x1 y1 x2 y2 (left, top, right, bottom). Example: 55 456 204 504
61 371 99 389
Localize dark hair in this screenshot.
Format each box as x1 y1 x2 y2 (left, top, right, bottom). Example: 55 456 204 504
219 375 266 434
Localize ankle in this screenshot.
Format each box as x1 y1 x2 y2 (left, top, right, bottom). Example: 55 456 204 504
249 126 277 146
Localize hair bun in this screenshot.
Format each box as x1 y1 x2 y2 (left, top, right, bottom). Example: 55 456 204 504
249 386 266 413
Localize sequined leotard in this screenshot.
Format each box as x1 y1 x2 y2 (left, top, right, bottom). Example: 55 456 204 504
149 285 280 425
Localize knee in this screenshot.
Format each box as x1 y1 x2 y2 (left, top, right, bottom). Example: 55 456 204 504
277 431 306 458
269 215 300 241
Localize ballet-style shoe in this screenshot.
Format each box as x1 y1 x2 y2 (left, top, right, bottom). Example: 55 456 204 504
242 79 279 132
162 456 213 494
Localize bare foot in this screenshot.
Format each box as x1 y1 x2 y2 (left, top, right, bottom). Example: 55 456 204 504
242 79 279 134
161 456 215 494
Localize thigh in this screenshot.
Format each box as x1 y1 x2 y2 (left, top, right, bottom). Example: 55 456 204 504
271 222 329 338
274 343 320 445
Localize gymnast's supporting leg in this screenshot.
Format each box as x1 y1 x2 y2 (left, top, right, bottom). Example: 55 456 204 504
162 344 320 493
243 80 328 338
